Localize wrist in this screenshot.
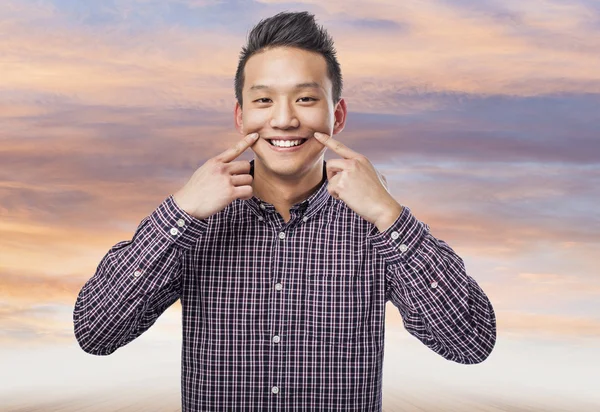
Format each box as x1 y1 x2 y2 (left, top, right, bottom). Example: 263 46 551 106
374 202 403 232
172 191 193 215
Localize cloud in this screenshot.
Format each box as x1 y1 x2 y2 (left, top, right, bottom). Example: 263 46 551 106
387 300 600 342
0 270 88 305
0 98 598 271
340 17 410 32
262 0 600 95
2 0 600 119
1 0 598 356
518 272 578 283
514 272 600 296
497 310 600 340
477 269 600 319
387 297 600 341
0 271 183 348
0 302 76 346
345 109 600 164
1 264 598 349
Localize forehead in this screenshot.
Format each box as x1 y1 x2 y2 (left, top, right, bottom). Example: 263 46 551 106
244 46 331 94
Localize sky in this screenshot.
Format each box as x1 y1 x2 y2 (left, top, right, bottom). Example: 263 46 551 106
1 0 599 410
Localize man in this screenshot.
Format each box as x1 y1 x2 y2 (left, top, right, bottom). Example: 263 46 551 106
73 11 496 412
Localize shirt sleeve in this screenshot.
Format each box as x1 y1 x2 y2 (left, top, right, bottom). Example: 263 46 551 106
73 195 209 355
367 205 497 364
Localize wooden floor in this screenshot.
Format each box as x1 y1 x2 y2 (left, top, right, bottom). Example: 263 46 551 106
1 389 597 411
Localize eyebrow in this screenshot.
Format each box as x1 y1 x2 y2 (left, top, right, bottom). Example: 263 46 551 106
249 82 322 91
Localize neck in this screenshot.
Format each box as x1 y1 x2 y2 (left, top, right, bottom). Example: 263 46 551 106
251 158 325 212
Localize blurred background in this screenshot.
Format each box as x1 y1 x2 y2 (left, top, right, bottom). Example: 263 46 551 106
1 0 599 411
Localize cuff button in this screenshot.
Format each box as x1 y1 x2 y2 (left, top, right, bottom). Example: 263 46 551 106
176 218 185 227
399 244 408 252
170 227 179 236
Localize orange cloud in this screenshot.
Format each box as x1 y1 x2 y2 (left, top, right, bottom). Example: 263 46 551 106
497 310 600 340
1 0 599 119
0 269 183 349
1 0 598 353
386 301 600 342
1 267 597 350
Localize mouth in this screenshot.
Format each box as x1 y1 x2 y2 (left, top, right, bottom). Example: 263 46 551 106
266 138 308 148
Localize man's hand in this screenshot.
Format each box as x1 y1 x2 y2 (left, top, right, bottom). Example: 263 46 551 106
314 132 402 230
173 132 260 220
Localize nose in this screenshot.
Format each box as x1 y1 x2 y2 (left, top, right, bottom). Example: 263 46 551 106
269 100 300 129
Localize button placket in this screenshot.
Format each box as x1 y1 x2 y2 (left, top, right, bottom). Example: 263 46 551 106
271 229 287 397
390 231 409 253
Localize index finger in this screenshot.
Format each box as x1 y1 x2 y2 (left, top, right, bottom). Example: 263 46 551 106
314 132 360 159
216 133 259 163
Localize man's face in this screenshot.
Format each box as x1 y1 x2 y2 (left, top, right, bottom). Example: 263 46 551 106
235 46 346 178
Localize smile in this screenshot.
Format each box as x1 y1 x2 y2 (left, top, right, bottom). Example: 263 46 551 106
266 138 308 152
268 139 308 147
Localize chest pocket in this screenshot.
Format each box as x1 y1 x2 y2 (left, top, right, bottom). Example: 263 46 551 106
303 271 365 347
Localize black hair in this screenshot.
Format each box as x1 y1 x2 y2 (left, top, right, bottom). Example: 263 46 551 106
234 11 343 107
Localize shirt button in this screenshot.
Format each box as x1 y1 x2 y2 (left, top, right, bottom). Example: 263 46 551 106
170 227 179 236
391 231 399 240
258 216 264 221
302 216 308 222
275 283 283 291
133 270 143 277
271 386 279 394
176 218 185 227
272 335 280 343
431 281 439 289
278 232 286 239
399 244 408 252
260 203 266 210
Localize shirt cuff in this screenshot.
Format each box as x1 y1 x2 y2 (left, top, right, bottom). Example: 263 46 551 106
149 195 209 249
366 205 429 266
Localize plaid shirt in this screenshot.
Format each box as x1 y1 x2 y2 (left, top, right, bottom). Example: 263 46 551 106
73 159 496 411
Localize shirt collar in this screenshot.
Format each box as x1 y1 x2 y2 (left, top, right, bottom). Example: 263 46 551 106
244 158 331 218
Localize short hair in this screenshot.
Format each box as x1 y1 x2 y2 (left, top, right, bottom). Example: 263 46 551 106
234 11 343 107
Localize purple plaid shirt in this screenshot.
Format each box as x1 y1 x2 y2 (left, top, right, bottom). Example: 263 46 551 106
73 159 496 411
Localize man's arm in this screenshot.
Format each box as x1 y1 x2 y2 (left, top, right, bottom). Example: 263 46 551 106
367 205 497 364
73 195 208 355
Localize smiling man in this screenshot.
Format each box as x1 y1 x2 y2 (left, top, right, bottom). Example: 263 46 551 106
235 43 344 223
73 11 496 412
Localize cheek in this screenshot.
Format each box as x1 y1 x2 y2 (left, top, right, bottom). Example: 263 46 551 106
243 110 269 128
298 110 330 128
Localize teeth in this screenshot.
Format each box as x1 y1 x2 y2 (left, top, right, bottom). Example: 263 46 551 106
271 139 303 147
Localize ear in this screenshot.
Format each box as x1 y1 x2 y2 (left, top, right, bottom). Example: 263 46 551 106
234 101 244 135
332 98 347 136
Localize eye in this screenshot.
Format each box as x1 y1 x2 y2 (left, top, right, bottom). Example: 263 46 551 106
254 98 272 104
298 97 317 102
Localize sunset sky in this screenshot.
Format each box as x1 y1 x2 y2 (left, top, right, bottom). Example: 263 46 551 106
1 0 599 410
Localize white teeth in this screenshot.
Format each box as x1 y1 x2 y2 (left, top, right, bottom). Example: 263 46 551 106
271 139 303 147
